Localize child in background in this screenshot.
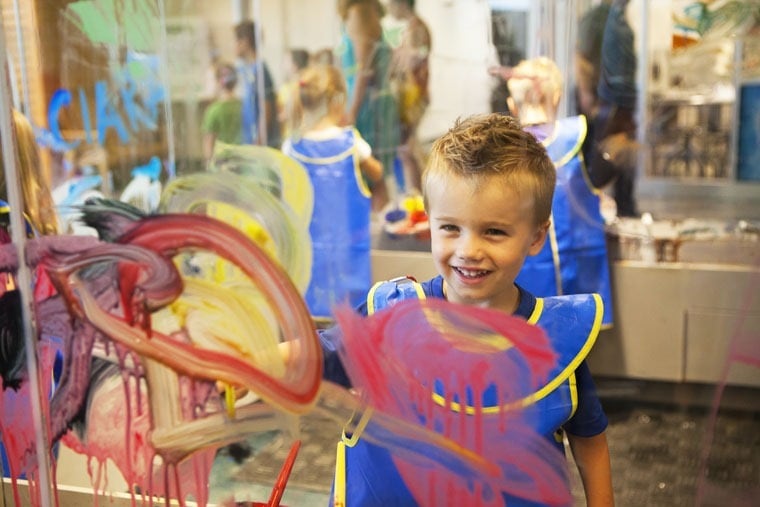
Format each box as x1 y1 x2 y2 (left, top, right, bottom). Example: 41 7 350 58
234 20 280 148
276 48 310 140
282 64 386 320
201 62 242 160
505 57 615 328
318 113 614 506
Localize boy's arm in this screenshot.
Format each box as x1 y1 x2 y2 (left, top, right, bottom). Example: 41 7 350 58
567 431 614 507
279 325 352 389
317 325 352 388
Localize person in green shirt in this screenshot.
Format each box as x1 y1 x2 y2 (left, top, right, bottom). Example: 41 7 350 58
202 62 243 160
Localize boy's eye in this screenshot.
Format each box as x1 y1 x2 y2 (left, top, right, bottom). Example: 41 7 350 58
440 224 458 232
485 228 507 236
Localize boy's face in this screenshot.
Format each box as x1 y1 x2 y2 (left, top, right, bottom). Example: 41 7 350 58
426 172 548 313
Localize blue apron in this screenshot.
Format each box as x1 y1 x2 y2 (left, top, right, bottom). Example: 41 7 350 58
517 115 614 327
332 278 603 506
285 128 372 318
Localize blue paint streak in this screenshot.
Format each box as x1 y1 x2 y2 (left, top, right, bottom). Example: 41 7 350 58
95 80 130 143
47 89 80 150
78 87 93 144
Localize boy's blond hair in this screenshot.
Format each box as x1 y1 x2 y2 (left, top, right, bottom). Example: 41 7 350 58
422 113 555 226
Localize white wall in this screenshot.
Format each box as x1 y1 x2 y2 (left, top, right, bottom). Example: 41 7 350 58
416 0 497 141
263 0 342 85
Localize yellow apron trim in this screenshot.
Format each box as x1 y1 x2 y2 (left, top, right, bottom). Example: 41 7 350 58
287 126 367 199
540 122 560 148
430 294 603 414
352 128 372 198
367 278 426 315
527 297 544 325
224 384 236 419
366 281 385 315
578 150 605 197
574 115 605 196
341 407 374 448
551 115 587 169
288 143 354 166
410 280 427 299
333 441 346 507
337 279 427 452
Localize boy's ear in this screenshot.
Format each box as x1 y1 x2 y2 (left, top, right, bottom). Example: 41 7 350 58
528 220 550 255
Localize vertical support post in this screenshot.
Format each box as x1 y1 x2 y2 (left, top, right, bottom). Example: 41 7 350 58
728 37 743 180
636 0 650 179
157 0 176 179
252 0 267 146
0 12 53 507
10 0 30 115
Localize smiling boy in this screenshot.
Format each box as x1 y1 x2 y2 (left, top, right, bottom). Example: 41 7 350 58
320 113 614 506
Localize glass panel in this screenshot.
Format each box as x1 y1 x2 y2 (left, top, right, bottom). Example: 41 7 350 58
1 1 758 506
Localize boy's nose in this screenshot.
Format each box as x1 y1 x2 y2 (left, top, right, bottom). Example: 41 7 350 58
455 234 483 260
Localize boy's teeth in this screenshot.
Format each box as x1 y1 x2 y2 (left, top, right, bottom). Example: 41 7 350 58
458 268 486 277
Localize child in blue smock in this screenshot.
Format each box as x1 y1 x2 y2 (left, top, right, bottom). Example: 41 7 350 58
504 56 615 329
318 112 614 506
282 64 386 319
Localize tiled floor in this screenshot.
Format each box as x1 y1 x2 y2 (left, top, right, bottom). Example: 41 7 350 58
571 400 760 506
209 380 760 506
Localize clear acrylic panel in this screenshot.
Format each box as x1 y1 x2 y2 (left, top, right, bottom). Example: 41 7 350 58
1 1 758 506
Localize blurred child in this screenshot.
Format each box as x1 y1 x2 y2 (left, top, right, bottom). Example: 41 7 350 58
276 48 310 139
234 20 280 148
282 64 386 319
505 56 614 328
201 62 242 160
